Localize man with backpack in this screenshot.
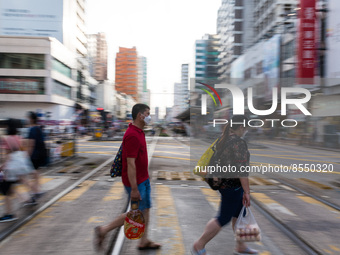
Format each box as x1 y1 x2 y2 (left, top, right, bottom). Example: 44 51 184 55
94 104 161 251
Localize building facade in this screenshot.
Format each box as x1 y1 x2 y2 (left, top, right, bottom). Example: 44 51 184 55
253 0 298 43
0 36 77 120
115 47 138 101
0 0 96 117
195 34 220 83
138 56 149 105
87 32 108 81
217 0 253 81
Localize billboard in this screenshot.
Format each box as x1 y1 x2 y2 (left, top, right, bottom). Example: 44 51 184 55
326 0 340 80
0 0 63 42
297 0 316 85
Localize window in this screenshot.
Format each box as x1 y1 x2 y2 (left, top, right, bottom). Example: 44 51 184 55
0 76 44 94
0 53 45 69
52 80 72 99
52 58 72 78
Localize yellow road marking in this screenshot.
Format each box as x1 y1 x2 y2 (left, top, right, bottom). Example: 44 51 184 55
297 195 339 214
200 188 220 211
155 185 185 255
59 180 95 202
154 150 190 156
87 141 122 143
259 252 271 255
330 245 340 251
78 145 120 148
77 151 114 155
324 249 333 254
299 178 332 189
87 216 105 223
251 154 339 165
252 193 296 216
253 153 340 158
251 162 340 175
0 177 53 202
157 144 184 148
153 155 191 161
102 182 124 201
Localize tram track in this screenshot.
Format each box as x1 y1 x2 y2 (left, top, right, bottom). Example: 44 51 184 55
251 176 340 255
175 136 339 255
0 156 115 243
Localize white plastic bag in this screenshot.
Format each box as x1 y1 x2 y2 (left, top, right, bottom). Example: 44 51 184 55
4 151 35 181
235 206 261 242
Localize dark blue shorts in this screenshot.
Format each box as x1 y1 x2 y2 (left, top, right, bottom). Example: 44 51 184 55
216 186 244 227
125 179 152 211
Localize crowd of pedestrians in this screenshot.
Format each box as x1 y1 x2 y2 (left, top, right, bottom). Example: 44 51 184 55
0 112 47 222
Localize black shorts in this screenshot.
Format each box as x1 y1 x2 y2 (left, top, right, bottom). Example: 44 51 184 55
31 158 43 170
0 181 17 196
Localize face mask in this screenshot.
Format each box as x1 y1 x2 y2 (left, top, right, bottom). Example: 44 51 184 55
143 115 151 125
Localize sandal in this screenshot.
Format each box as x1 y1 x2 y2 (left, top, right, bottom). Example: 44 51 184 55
93 226 105 251
234 247 258 254
191 246 209 255
138 241 161 250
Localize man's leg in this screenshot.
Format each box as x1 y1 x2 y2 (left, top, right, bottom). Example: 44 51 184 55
99 212 126 236
94 213 126 251
137 208 161 249
139 208 150 246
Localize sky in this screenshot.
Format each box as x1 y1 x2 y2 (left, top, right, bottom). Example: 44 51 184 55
86 0 220 115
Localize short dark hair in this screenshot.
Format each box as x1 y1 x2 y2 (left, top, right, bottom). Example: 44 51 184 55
7 118 20 135
132 104 150 120
28 111 38 124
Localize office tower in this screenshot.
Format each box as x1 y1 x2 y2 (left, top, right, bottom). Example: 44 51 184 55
195 34 220 83
87 32 108 81
217 0 253 81
115 47 138 101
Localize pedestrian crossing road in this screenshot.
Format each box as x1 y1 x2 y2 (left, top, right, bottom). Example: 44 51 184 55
0 136 339 254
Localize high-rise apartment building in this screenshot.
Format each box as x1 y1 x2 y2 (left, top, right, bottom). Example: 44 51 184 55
173 63 190 117
87 32 108 81
181 64 189 88
253 0 297 43
138 56 149 105
217 0 253 81
115 47 138 101
195 34 220 83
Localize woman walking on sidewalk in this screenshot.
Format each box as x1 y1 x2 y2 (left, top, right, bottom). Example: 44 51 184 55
192 115 258 255
0 119 36 222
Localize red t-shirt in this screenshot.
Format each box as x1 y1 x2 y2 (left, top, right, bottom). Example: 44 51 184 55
121 123 149 187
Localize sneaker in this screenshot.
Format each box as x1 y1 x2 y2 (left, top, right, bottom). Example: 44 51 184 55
33 191 46 199
0 214 18 223
23 197 38 207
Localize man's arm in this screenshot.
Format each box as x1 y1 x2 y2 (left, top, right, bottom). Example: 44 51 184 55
127 157 141 201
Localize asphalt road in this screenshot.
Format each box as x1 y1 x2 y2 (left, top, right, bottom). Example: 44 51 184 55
0 135 339 255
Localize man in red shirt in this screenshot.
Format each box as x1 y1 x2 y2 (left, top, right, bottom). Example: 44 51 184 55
94 104 161 251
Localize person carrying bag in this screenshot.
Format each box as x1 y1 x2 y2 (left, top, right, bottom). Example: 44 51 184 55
0 120 35 222
192 115 258 255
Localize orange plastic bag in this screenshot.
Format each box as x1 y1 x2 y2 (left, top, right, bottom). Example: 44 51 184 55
124 201 145 240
